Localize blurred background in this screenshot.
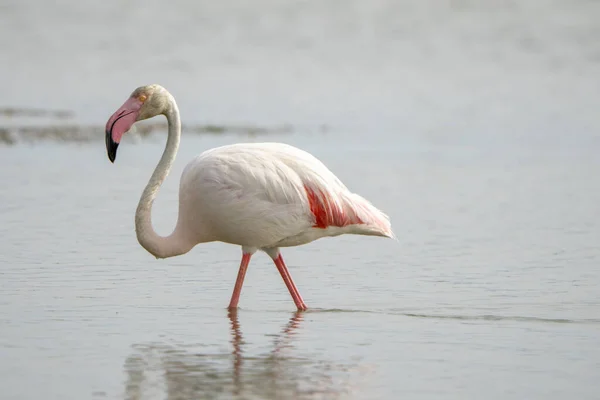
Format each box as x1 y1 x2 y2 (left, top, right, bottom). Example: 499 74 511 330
1 1 600 399
2 0 599 140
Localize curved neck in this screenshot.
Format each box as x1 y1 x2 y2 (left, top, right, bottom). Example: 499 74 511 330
134 98 193 259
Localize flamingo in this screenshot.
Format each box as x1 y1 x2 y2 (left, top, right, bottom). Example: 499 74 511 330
105 84 394 311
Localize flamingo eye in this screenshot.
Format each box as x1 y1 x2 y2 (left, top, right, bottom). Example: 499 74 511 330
138 94 147 103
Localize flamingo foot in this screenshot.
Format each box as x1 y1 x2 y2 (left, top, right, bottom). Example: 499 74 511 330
273 254 308 311
228 253 252 309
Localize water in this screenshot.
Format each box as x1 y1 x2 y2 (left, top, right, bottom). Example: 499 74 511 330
2 1 600 399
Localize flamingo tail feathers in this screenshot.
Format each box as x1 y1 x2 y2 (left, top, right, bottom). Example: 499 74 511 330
344 192 396 239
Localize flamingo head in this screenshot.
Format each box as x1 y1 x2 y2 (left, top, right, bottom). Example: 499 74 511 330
105 84 169 163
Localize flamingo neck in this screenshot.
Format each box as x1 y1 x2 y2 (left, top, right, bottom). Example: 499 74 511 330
134 96 193 259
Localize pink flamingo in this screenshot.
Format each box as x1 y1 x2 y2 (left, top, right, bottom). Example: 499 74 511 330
105 84 394 311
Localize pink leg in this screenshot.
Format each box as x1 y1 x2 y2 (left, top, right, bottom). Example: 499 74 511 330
228 253 252 309
278 262 303 305
273 254 308 311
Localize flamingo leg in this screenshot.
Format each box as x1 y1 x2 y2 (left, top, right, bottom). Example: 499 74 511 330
273 254 308 311
228 253 252 309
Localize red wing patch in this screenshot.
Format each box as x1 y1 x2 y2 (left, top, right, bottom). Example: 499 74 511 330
304 185 363 228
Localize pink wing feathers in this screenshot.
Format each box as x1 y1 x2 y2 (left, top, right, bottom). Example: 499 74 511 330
250 142 394 239
302 177 394 238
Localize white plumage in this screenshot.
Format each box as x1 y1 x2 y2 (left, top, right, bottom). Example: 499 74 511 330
105 84 394 311
177 142 394 248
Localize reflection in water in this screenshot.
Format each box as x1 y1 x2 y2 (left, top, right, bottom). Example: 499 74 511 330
124 311 365 400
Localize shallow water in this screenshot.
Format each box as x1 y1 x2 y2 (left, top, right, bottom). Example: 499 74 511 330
2 132 600 399
2 0 600 399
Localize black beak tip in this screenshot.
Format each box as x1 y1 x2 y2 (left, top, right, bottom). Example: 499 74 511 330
105 129 119 163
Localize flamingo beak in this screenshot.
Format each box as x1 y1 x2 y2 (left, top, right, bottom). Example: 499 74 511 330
105 97 143 163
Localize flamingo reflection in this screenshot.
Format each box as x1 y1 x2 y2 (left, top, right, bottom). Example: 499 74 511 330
124 311 358 400
228 309 304 395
